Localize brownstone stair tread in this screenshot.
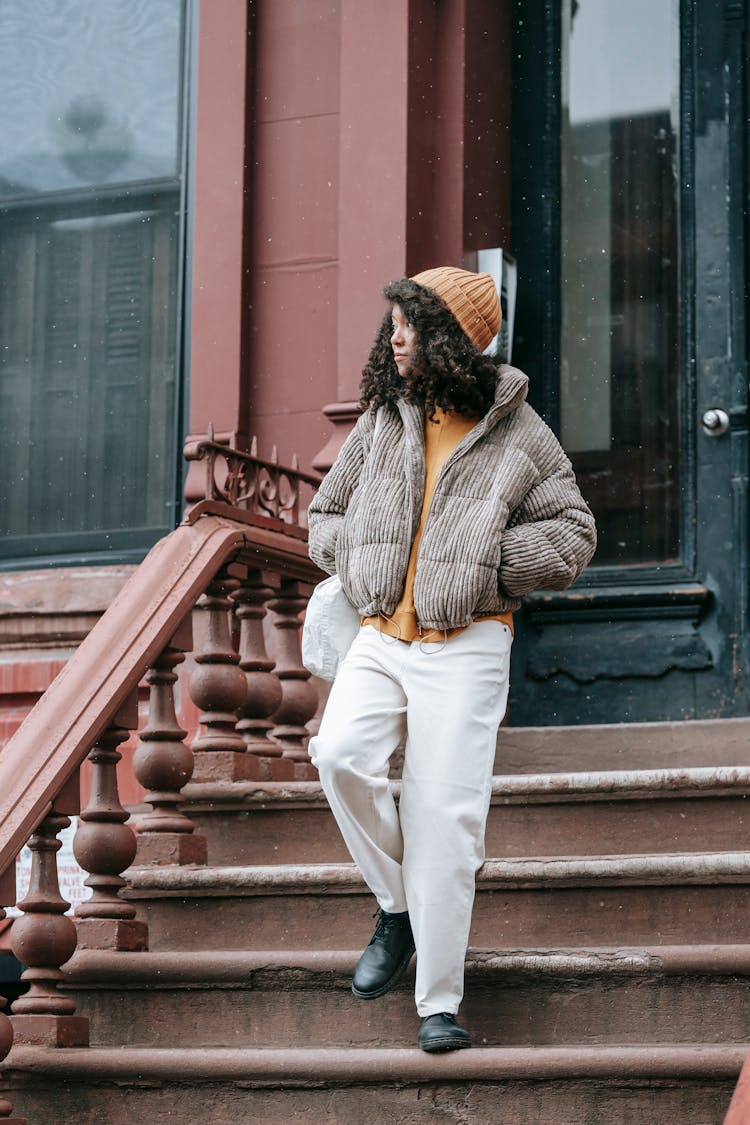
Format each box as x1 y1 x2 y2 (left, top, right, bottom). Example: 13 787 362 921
59 944 750 1051
124 851 750 898
180 764 750 811
5 1043 746 1083
64 944 750 986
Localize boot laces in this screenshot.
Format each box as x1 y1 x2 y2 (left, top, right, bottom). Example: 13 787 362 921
372 908 405 943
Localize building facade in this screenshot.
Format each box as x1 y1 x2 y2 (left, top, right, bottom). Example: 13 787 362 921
1 0 749 732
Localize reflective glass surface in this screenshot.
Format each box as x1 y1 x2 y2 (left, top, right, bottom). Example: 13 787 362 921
0 1 185 561
560 0 680 565
0 0 182 198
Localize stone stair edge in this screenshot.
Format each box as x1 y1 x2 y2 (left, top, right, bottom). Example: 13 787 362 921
62 943 750 988
177 765 750 811
3 1043 746 1084
123 851 750 898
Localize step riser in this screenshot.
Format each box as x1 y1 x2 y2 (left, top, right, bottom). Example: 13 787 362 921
497 717 750 773
189 796 750 865
1 1074 736 1124
133 885 750 951
66 975 750 1049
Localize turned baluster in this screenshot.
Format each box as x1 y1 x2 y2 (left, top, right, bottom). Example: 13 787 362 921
189 571 253 782
0 868 25 1123
0 917 21 1121
0 976 25 1122
73 694 147 952
268 578 319 765
233 569 283 760
132 621 207 866
11 785 89 1046
0 904 11 1113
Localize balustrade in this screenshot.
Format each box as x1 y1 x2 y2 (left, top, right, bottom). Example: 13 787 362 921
188 569 253 782
10 775 88 1047
233 568 289 778
73 695 147 952
132 621 207 866
269 578 319 767
0 430 323 1108
183 431 323 777
0 989 24 1122
0 957 21 1122
0 869 24 1124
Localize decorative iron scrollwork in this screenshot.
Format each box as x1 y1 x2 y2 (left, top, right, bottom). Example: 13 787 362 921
184 425 321 526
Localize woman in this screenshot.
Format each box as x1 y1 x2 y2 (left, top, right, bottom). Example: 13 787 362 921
307 266 596 1052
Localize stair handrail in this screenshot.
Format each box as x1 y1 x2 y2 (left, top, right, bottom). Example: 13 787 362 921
0 437 322 1123
0 436 322 881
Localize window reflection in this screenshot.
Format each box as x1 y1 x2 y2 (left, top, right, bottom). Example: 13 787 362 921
0 1 185 561
0 0 181 197
561 0 680 565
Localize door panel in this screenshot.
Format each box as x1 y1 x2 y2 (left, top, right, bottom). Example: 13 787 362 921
508 0 749 723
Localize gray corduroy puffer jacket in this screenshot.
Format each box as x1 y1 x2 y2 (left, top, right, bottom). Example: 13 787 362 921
308 365 596 632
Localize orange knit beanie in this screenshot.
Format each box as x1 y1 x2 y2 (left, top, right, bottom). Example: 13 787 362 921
410 266 501 352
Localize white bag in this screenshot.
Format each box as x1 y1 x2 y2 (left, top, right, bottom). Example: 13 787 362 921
302 575 361 681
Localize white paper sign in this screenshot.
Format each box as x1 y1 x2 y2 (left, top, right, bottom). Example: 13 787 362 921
6 817 90 919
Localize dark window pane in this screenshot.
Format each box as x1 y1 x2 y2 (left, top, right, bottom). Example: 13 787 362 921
560 0 680 566
0 1 185 562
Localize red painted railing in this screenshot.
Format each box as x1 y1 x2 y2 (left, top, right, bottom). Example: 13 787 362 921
0 439 322 1122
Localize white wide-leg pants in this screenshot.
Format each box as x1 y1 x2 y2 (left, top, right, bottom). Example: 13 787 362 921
308 620 512 1017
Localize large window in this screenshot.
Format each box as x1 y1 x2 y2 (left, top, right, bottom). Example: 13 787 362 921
0 0 189 566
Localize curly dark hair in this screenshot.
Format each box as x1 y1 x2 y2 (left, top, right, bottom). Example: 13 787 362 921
359 278 502 418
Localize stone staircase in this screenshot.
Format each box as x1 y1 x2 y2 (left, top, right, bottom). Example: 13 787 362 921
4 719 750 1123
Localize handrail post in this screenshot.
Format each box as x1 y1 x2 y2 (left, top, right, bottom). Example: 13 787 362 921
132 620 208 866
11 775 88 1047
73 694 148 953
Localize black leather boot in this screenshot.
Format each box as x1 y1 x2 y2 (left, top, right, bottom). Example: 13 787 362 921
351 909 415 999
418 1012 472 1052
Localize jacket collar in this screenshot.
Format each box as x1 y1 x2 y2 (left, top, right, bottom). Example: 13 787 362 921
478 365 529 434
395 364 528 436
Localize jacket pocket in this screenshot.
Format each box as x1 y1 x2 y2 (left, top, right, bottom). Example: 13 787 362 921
472 555 505 617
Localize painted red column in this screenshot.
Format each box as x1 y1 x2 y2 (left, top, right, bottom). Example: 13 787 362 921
313 0 511 472
407 0 511 269
313 0 412 471
407 0 467 272
188 0 251 450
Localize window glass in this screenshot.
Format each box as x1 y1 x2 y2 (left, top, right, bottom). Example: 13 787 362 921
0 0 182 198
0 0 185 564
560 0 680 565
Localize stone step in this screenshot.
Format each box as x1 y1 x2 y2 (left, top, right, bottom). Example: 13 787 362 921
179 767 750 865
2 1043 743 1124
61 944 750 1050
496 717 750 773
123 852 750 950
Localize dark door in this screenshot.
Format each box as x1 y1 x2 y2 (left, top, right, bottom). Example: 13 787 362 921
508 0 750 724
